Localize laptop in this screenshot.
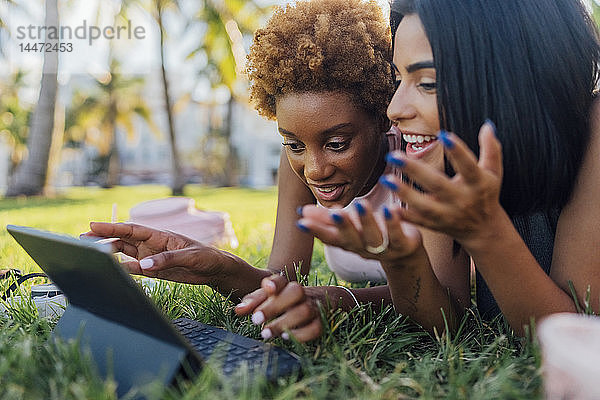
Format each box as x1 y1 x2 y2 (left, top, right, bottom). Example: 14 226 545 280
6 225 301 397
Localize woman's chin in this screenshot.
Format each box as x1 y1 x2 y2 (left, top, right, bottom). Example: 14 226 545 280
406 142 445 171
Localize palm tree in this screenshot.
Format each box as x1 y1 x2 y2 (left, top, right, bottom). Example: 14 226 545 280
64 61 159 188
6 0 59 197
143 0 186 195
189 0 267 186
0 70 32 174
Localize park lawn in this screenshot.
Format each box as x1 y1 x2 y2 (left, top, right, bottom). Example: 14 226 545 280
0 185 542 399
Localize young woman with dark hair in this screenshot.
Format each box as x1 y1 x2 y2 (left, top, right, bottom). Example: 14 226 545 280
248 0 600 339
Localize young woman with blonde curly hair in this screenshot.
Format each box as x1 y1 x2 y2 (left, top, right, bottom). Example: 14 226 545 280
86 0 399 341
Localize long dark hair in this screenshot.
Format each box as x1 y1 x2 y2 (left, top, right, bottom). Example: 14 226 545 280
391 0 600 216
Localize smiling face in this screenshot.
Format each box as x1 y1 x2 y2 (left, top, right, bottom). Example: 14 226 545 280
276 91 386 208
388 14 444 169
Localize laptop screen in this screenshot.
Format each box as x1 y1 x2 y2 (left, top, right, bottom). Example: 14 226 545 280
7 225 185 347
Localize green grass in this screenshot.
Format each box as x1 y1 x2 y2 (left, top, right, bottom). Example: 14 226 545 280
0 185 543 399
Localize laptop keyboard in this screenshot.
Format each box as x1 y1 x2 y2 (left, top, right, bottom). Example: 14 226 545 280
172 317 301 378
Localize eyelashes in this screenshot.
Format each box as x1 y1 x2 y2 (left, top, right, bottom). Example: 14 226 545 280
392 80 437 92
282 142 303 152
282 141 350 153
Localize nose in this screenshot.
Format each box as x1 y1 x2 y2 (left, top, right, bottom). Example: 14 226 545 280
387 84 417 122
303 150 334 183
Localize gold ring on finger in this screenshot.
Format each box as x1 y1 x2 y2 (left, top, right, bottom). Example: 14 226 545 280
365 233 389 255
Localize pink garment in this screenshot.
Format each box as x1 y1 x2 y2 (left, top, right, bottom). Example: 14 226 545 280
321 130 402 283
128 197 238 248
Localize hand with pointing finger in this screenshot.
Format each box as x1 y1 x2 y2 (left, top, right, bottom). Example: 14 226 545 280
82 221 262 297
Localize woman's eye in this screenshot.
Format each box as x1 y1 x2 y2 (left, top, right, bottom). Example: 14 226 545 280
282 142 304 152
419 82 437 92
327 141 348 151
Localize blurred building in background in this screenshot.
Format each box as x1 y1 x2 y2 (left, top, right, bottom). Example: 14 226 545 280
40 70 281 192
0 134 10 194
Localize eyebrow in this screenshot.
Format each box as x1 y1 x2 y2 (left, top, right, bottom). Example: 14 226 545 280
391 60 435 74
278 122 353 137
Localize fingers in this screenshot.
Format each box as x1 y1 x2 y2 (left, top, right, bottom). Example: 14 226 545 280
385 152 460 200
386 126 495 194
383 204 421 257
261 301 319 339
477 121 503 178
234 287 268 316
111 239 142 259
240 280 322 342
301 198 422 261
120 259 143 274
298 205 336 224
380 174 449 226
437 130 481 184
261 274 288 295
298 207 363 251
79 231 104 240
301 202 386 253
253 281 305 321
354 201 386 250
90 222 147 240
234 275 288 317
137 247 201 272
286 318 322 342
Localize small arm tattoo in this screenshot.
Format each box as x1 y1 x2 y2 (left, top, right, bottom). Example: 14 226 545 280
412 277 422 305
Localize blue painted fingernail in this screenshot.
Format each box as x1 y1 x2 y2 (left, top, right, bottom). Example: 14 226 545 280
355 202 366 216
438 130 454 149
331 213 344 224
379 175 398 191
385 153 405 167
383 206 393 220
296 221 310 233
485 119 497 136
296 206 303 217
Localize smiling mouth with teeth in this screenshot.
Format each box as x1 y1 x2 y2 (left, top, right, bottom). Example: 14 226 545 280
312 184 346 203
318 186 337 192
403 134 437 151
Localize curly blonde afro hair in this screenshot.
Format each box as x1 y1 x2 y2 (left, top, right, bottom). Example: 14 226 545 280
246 0 394 121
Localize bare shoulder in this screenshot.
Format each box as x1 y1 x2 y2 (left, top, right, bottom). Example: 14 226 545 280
550 99 600 302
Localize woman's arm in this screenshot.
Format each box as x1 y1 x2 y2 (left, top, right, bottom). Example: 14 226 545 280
85 222 273 301
550 101 600 313
267 151 316 278
451 119 600 334
471 104 600 331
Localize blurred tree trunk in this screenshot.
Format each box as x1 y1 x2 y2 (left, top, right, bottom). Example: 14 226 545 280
44 102 65 195
157 3 185 196
223 96 238 186
103 91 120 188
6 0 58 197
